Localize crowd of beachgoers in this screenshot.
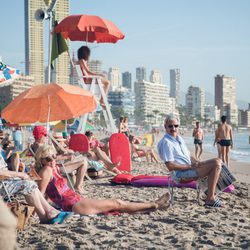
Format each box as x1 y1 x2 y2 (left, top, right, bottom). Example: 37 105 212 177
0 113 249 249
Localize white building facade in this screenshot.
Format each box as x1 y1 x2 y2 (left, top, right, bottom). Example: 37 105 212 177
186 85 205 119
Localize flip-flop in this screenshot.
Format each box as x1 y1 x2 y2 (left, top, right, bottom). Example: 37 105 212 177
205 199 224 208
43 211 73 224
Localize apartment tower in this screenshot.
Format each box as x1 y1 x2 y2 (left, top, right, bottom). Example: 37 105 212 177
24 0 69 84
214 75 238 125
170 69 180 106
185 85 205 119
136 67 147 81
122 71 132 90
108 67 121 90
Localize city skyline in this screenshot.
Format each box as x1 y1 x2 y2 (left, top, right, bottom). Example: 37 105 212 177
1 0 249 103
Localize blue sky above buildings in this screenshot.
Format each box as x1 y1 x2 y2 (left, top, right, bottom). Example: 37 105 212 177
1 0 249 103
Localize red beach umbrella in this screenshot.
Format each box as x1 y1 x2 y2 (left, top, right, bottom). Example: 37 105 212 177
54 14 125 43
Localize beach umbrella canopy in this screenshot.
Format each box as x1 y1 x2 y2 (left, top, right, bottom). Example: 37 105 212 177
2 83 97 124
0 61 21 87
54 14 125 43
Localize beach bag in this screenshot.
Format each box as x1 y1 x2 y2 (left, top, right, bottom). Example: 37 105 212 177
110 173 134 185
7 201 34 230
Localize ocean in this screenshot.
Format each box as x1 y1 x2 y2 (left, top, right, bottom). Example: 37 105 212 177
182 132 250 164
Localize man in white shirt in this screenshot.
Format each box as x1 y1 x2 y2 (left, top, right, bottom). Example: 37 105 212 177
158 115 223 207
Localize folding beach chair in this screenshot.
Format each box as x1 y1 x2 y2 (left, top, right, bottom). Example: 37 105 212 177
69 133 116 176
168 171 201 205
49 134 92 187
74 64 117 134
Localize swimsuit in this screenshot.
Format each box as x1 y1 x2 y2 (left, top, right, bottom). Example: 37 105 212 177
194 139 203 145
46 166 81 211
218 139 232 147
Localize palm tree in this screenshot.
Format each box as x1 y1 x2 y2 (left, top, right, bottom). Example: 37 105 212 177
152 109 160 124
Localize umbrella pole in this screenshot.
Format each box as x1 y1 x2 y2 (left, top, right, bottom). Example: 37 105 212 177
46 96 51 144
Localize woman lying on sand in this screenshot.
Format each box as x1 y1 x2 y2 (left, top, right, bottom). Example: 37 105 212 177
36 145 170 215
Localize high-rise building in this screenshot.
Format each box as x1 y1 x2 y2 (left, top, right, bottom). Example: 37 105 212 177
136 67 147 81
108 67 121 90
170 69 180 105
185 85 205 118
24 0 69 84
238 109 250 128
88 60 102 75
53 0 70 84
108 87 135 123
24 0 44 84
0 76 35 108
134 80 172 125
150 70 162 84
214 75 238 125
122 72 132 90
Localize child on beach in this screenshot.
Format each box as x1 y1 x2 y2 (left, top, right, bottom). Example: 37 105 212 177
36 145 170 215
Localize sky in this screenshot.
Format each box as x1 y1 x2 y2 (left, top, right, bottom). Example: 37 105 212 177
1 0 250 104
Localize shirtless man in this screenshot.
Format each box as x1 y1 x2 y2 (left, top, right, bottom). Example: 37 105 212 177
217 116 233 167
192 121 204 160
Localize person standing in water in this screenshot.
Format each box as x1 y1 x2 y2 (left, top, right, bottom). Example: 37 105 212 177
217 115 233 167
192 121 204 160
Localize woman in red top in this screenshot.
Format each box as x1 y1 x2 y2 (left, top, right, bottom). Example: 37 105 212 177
36 145 170 215
78 46 110 109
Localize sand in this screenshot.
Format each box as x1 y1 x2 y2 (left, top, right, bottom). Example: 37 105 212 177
17 147 250 249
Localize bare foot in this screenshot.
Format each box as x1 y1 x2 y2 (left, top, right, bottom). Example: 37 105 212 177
109 161 121 170
155 192 170 209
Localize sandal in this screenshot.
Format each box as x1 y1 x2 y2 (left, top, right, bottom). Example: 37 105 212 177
205 199 224 208
43 211 73 224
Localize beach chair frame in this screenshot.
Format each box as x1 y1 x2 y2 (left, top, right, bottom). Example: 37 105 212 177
168 171 201 205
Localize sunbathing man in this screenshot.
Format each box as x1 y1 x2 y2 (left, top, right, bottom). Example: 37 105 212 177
85 131 120 174
31 126 87 194
217 115 233 167
0 153 72 224
192 121 204 160
35 145 170 215
158 115 223 207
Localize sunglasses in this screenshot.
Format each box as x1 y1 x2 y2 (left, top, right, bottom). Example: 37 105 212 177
168 124 179 129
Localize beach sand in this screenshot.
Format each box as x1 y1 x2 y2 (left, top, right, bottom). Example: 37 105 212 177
17 147 250 249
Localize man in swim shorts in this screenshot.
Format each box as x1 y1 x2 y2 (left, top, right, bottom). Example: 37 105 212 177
192 121 204 160
217 115 233 167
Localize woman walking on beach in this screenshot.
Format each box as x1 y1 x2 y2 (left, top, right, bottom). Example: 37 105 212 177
36 145 169 215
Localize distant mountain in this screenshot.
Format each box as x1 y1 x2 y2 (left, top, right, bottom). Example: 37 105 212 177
179 90 248 109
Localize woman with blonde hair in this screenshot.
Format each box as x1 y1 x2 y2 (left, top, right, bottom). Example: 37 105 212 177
36 145 170 215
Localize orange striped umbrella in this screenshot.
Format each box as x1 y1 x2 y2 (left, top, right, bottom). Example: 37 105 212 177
2 83 97 124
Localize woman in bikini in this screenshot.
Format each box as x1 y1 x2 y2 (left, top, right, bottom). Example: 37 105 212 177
77 46 110 109
36 145 170 215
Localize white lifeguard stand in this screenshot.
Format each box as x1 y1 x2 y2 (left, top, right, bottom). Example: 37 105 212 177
74 64 117 134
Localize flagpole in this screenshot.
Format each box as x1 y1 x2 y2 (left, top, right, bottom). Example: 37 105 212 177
47 14 53 83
